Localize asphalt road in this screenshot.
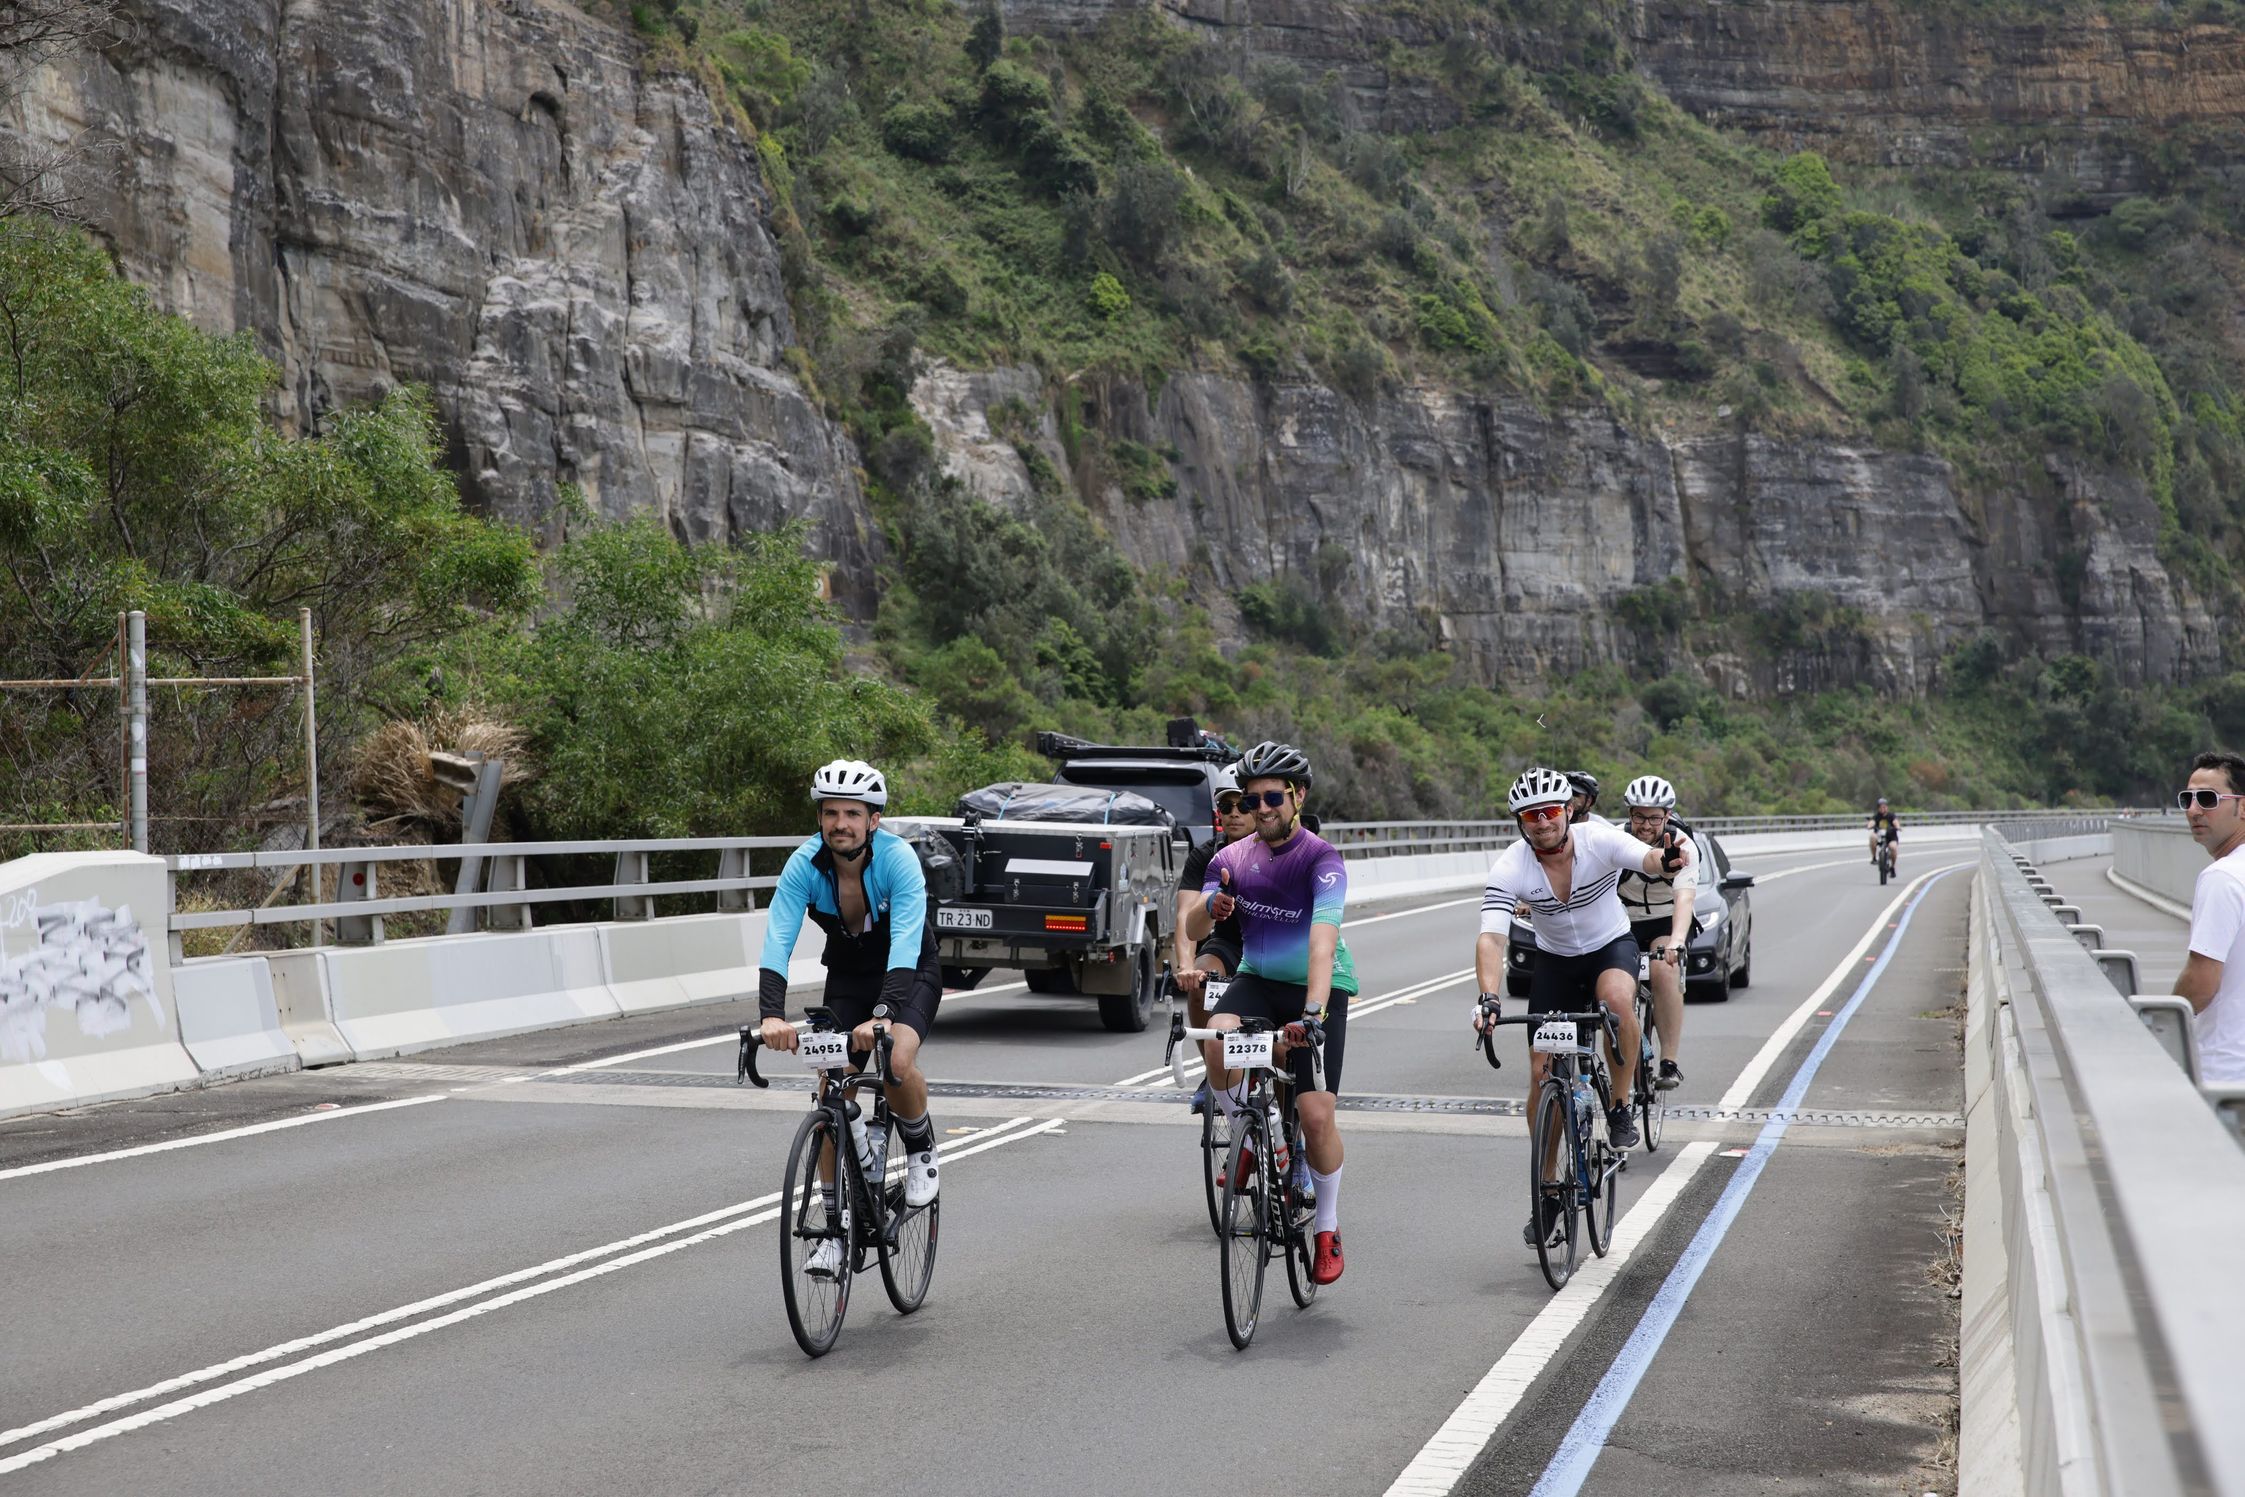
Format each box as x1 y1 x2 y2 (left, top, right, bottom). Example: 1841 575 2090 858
0 842 1971 1496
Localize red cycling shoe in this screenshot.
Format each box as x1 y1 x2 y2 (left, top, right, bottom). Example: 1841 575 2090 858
1311 1230 1344 1284
1217 1145 1255 1190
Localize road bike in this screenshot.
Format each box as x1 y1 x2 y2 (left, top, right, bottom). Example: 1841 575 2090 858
1878 831 1897 885
1165 1011 1323 1348
1479 1000 1625 1291
1630 948 1675 1155
738 1005 938 1357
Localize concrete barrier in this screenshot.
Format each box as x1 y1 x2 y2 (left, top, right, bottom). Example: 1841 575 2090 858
2111 820 2202 910
601 913 755 1014
172 955 299 1079
320 925 620 1059
1 851 199 1120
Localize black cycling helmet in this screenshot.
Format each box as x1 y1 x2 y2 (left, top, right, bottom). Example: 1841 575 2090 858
1566 770 1600 805
1238 740 1313 789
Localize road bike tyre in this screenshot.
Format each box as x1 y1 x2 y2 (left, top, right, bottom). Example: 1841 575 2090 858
1879 846 1892 885
1219 1111 1270 1349
1531 1080 1580 1292
1635 992 1665 1156
779 1109 852 1358
1281 1119 1318 1310
877 1123 940 1314
1200 1103 1227 1236
1585 1131 1619 1258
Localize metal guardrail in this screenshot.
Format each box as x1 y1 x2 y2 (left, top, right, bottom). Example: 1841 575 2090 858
1319 808 2156 855
1976 828 2245 1495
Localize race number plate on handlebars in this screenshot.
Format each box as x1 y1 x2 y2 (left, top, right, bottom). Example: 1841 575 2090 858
1202 978 1231 1006
798 1031 853 1071
1221 1031 1274 1071
1531 1020 1577 1055
1637 953 1652 983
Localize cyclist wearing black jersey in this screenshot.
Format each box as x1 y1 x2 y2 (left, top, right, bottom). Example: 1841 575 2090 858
1615 774 1695 1091
1868 797 1900 875
1176 762 1254 1112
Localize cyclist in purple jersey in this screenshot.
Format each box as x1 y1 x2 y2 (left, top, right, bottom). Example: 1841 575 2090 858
1184 740 1353 1286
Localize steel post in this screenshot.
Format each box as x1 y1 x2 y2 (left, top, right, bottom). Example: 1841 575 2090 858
301 607 321 946
127 610 148 853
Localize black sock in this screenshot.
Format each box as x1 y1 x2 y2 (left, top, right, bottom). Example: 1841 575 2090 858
897 1110 935 1152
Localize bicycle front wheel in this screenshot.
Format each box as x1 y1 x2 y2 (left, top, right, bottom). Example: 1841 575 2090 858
1281 1120 1318 1310
1201 1104 1227 1236
1531 1079 1580 1291
1636 994 1665 1155
878 1123 940 1313
779 1109 852 1357
1219 1111 1270 1348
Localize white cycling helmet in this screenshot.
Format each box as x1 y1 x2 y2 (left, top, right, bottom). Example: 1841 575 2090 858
810 759 888 807
1508 766 1574 815
1623 774 1677 810
1211 762 1242 796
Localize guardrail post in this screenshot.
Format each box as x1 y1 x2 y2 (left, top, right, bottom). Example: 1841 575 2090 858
487 854 530 931
614 851 654 921
2205 1085 2245 1150
2062 922 2103 953
715 845 754 913
2051 903 2083 923
2128 996 2201 1081
335 858 383 945
2092 949 2139 996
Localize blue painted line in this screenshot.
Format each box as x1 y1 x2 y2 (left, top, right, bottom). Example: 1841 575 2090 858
1526 865 1963 1497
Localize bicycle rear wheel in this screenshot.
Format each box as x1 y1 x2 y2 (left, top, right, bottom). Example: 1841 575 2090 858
877 1121 940 1313
1200 1104 1227 1236
1584 1132 1619 1257
1531 1079 1580 1291
1219 1110 1270 1348
1281 1117 1318 1309
1636 992 1665 1155
779 1109 852 1357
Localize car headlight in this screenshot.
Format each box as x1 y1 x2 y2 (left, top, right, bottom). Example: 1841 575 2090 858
1696 902 1724 934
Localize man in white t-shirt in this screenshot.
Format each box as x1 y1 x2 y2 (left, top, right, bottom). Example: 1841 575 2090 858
2176 750 2245 1084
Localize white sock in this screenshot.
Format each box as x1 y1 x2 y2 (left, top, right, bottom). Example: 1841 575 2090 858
1212 1081 1244 1119
1311 1164 1342 1235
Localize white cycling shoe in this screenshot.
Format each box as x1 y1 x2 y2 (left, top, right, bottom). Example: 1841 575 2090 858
806 1222 849 1279
905 1146 940 1208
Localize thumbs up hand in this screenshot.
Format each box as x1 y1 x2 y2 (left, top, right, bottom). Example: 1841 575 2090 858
1208 865 1237 923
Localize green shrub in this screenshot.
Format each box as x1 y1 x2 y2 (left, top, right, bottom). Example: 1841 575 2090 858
881 100 957 163
1087 272 1131 320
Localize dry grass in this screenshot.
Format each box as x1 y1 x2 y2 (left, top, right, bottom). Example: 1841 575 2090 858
349 708 529 836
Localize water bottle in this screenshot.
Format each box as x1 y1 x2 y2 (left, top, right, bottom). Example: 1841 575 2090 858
1269 1105 1290 1172
1574 1075 1595 1120
846 1100 878 1180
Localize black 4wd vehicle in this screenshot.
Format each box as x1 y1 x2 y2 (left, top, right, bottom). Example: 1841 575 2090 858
887 722 1238 1032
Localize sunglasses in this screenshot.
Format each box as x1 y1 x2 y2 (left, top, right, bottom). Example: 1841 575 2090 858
1518 804 1568 823
1225 789 1291 811
2178 789 2245 810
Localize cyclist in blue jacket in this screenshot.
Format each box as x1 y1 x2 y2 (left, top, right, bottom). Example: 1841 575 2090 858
758 761 943 1266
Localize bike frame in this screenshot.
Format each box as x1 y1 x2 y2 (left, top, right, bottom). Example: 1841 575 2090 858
739 1007 901 1232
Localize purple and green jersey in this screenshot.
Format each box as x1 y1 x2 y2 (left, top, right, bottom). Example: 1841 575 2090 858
1203 829 1359 994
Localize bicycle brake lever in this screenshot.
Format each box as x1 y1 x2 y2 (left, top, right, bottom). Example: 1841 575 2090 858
736 1027 768 1089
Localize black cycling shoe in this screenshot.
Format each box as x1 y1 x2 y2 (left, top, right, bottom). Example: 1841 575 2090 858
1521 1193 1565 1248
1655 1059 1683 1091
1607 1104 1641 1149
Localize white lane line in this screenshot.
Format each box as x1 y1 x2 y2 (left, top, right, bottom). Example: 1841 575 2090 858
0 1095 449 1185
1379 859 1964 1497
1106 968 1478 1089
1383 1142 1717 1497
1744 854 1874 884
0 1115 1056 1468
1346 895 1480 929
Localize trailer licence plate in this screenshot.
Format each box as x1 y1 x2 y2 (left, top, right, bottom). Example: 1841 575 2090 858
937 907 993 931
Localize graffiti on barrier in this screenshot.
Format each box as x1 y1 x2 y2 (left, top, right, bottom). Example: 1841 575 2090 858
0 894 161 1063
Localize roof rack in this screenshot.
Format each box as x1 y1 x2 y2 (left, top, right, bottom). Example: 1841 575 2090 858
1035 724 1238 765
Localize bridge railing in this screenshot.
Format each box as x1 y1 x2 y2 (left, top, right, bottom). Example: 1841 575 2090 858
1320 807 2157 856
1968 828 2245 1495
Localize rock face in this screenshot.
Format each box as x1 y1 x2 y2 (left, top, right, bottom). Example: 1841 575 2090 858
917 364 2222 691
4 0 878 609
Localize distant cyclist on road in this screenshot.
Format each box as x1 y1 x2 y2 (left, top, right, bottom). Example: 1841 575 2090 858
757 760 943 1277
1185 740 1356 1286
1615 775 1697 1091
1473 766 1694 1247
1176 762 1254 1115
1868 796 1901 877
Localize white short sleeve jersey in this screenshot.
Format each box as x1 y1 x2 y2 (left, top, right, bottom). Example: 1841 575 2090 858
1480 821 1649 957
2187 845 2245 1084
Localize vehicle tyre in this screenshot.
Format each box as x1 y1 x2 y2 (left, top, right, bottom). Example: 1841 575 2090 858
877 1119 940 1314
1024 966 1076 995
1219 1110 1270 1349
940 965 987 991
1730 939 1751 990
1098 945 1158 1033
779 1110 851 1358
1531 1079 1579 1292
1688 977 1729 1005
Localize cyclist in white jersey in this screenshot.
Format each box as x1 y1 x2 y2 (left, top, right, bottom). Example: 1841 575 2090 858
1473 767 1694 1244
1614 774 1696 1091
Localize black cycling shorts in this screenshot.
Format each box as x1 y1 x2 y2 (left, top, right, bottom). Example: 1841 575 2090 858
1629 918 1688 953
819 968 940 1044
1526 934 1639 1015
1209 972 1350 1096
1195 934 1242 975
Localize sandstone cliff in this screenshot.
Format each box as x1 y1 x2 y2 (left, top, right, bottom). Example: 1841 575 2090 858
3 0 879 609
